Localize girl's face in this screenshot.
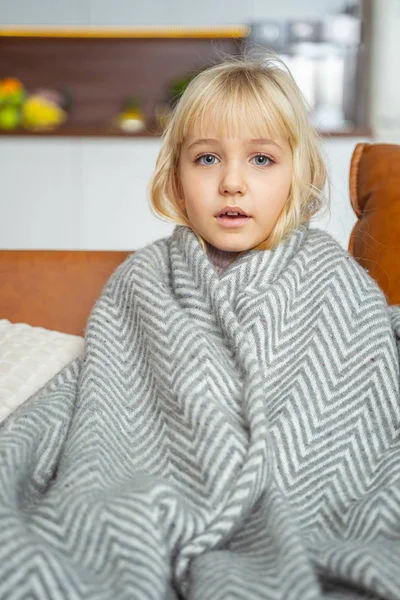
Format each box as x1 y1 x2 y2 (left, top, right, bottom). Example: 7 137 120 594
178 124 293 253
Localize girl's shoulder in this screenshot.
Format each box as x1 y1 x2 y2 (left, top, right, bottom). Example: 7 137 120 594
120 236 170 271
305 227 351 261
101 236 171 295
304 227 387 304
304 227 363 272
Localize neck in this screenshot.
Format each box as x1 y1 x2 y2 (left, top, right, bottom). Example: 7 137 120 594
205 242 241 276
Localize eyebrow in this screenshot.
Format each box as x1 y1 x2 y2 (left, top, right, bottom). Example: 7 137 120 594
187 138 282 151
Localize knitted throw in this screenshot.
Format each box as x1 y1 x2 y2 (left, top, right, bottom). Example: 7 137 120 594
1 225 400 600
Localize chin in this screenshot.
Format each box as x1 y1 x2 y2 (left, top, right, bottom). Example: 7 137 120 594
202 231 255 253
217 241 253 253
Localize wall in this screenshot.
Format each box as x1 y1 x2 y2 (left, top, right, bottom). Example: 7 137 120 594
0 0 348 26
370 0 400 143
0 135 364 250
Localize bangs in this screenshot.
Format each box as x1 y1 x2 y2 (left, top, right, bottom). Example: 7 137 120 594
176 72 297 145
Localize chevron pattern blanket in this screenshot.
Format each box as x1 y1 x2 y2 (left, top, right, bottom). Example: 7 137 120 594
1 225 400 600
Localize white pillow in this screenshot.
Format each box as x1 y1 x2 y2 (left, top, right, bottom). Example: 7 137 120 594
0 319 84 423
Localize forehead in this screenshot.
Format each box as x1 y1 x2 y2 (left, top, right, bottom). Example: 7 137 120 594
182 121 292 157
196 108 278 136
186 121 274 143
181 91 289 147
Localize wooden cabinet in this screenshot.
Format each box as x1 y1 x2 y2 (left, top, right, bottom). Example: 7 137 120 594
0 27 244 136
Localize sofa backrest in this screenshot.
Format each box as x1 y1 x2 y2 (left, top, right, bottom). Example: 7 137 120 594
349 142 400 306
0 251 131 335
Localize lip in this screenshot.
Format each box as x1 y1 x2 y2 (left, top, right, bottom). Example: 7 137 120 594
215 206 251 228
216 215 251 228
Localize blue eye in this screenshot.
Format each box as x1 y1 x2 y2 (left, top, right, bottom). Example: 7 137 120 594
252 154 272 166
195 153 273 166
196 154 219 165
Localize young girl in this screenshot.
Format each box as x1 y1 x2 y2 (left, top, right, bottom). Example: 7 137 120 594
1 57 400 600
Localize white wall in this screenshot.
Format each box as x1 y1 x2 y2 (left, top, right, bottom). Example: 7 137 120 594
0 135 364 251
0 0 348 26
370 0 400 143
312 137 363 247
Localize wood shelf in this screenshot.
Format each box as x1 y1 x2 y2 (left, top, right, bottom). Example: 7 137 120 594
0 30 371 141
0 123 163 137
0 36 244 128
318 126 373 138
0 25 249 39
0 124 372 139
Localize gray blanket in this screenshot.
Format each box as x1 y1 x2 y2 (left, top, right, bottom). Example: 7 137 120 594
1 224 400 600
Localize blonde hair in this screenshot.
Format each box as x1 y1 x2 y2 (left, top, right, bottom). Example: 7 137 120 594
149 54 327 251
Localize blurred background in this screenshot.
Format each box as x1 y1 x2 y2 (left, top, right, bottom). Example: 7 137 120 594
0 0 399 251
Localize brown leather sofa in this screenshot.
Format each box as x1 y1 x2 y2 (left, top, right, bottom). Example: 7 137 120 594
349 142 400 306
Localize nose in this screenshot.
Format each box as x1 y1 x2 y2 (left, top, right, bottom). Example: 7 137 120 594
218 161 247 196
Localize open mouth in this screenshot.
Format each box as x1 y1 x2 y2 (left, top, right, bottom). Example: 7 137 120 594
218 211 248 218
216 210 251 227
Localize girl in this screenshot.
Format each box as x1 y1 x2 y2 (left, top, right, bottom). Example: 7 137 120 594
1 57 400 600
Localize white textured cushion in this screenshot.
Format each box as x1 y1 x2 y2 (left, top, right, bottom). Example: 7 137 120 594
0 319 84 423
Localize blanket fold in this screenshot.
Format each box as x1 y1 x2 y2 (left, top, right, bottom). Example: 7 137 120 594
1 224 400 600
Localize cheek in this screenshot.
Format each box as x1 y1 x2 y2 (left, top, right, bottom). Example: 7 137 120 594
178 166 199 197
261 173 292 206
180 171 213 205
276 169 293 200
185 194 204 218
177 167 191 208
